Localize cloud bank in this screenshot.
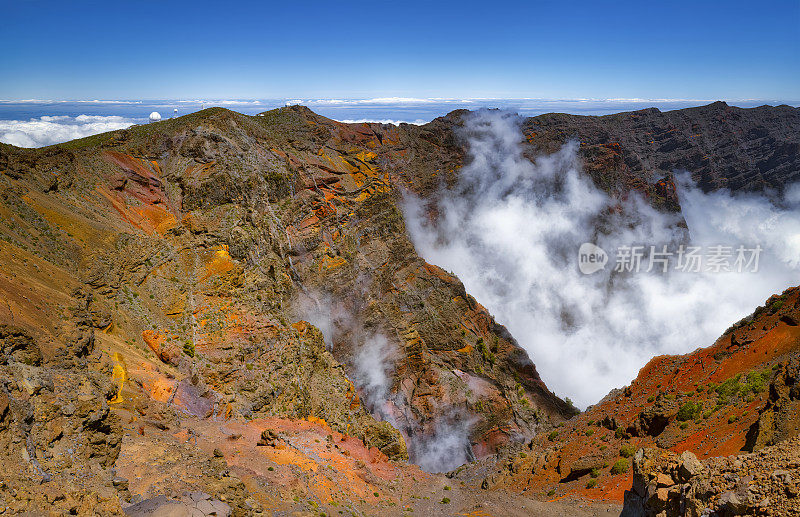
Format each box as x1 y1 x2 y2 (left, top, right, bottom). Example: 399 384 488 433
337 118 427 126
402 109 800 408
0 115 136 148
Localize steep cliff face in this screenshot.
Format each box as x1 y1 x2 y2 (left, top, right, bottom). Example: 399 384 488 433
521 101 800 193
0 102 797 514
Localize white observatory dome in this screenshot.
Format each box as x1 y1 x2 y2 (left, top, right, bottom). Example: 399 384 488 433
148 111 162 122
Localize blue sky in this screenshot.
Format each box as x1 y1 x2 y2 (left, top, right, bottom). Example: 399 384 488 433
1 0 798 101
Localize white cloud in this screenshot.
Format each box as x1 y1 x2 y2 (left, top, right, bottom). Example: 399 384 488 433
403 110 800 408
0 99 143 104
306 97 443 105
0 115 136 148
337 118 427 125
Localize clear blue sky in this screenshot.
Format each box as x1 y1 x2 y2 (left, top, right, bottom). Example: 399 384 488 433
1 0 798 101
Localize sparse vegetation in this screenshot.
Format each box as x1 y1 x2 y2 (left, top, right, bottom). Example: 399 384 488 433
620 444 635 458
677 401 702 421
477 338 496 365
713 367 771 405
611 459 629 475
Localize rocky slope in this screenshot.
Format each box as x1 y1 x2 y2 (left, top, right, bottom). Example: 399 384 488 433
0 105 572 515
453 287 800 511
0 102 797 515
622 436 799 517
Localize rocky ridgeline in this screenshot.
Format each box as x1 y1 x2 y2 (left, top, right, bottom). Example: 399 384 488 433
0 103 797 515
623 437 800 516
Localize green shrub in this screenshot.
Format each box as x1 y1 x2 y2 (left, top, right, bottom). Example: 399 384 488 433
586 479 598 488
611 459 629 475
714 368 771 404
715 374 742 399
619 444 635 458
440 497 450 504
547 489 556 497
590 468 600 478
585 429 595 436
548 431 559 441
676 401 702 421
744 369 770 394
477 338 495 365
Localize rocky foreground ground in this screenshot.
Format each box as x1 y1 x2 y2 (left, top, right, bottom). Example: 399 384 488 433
623 436 800 516
0 103 798 515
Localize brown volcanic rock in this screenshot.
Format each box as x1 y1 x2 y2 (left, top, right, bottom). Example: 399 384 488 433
0 103 796 513
622 437 800 517
745 356 800 451
0 105 565 511
522 102 800 193
0 333 124 514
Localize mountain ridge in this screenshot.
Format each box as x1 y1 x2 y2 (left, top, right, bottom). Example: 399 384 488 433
0 102 797 515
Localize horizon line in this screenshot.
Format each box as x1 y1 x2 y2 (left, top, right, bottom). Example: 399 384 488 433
2 97 799 106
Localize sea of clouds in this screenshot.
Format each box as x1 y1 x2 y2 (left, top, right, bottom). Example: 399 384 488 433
0 114 136 147
402 110 800 408
3 97 795 149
